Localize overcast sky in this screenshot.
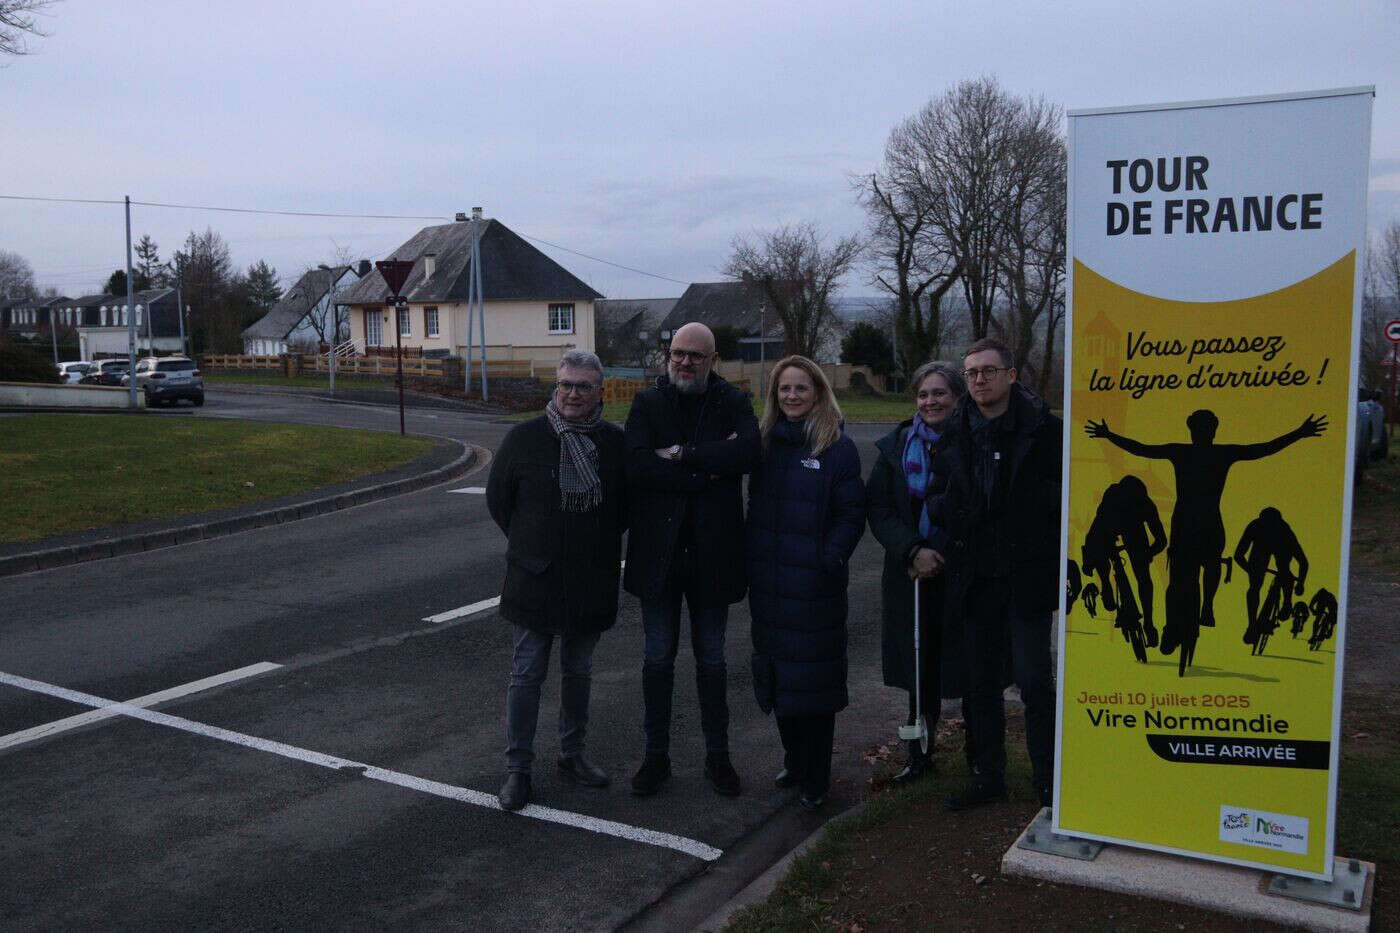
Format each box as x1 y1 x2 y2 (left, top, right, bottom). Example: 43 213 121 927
3 0 1397 299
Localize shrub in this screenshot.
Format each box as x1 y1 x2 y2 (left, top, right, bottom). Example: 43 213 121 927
0 339 62 384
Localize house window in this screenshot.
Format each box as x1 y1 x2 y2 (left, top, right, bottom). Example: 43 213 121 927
398 306 411 338
366 308 383 346
425 306 439 338
548 303 575 334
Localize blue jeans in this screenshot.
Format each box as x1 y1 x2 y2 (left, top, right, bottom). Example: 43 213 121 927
641 586 730 756
962 587 1054 791
505 626 602 774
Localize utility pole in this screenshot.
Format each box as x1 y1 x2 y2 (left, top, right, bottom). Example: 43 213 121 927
125 196 137 408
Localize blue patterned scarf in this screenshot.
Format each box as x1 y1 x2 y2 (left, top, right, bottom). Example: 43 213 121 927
903 417 941 538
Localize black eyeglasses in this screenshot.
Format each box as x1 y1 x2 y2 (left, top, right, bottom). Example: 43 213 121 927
554 380 597 394
963 366 1009 382
669 349 710 364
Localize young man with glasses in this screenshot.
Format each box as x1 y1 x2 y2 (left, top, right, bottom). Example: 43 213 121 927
486 350 627 811
927 338 1063 810
623 322 761 797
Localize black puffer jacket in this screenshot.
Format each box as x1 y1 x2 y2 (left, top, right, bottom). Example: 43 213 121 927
746 419 866 717
930 383 1063 618
486 415 627 635
622 372 760 604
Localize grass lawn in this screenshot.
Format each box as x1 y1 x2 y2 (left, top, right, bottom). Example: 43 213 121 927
205 372 395 390
0 414 437 544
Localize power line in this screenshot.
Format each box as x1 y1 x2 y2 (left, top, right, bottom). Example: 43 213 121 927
2 193 692 286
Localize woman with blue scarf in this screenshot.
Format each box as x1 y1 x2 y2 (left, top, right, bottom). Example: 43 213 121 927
867 360 971 785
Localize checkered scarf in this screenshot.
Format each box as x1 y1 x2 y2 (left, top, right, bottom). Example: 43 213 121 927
545 398 604 512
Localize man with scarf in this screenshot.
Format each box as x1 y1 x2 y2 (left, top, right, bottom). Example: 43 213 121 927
487 349 627 811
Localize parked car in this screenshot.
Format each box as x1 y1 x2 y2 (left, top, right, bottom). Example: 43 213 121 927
57 361 94 384
122 356 204 407
80 359 132 386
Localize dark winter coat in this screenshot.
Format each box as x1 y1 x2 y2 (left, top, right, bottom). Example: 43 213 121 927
866 419 961 697
486 415 627 635
930 383 1063 619
746 418 867 717
622 372 761 604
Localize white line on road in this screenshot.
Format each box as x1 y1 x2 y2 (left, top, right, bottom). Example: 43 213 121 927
422 597 500 624
0 662 282 751
0 670 722 862
448 487 486 494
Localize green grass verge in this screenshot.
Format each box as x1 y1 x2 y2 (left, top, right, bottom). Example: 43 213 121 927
0 414 436 544
205 372 396 390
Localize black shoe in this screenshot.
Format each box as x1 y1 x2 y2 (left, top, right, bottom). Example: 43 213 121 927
946 781 1006 812
798 793 826 811
1038 784 1053 807
498 772 531 811
557 754 609 788
705 751 742 797
890 741 932 786
630 754 671 796
774 768 801 789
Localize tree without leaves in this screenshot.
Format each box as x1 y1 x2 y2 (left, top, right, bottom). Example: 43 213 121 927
173 228 235 355
723 222 861 360
1361 222 1400 391
1 0 56 56
0 249 36 298
854 167 961 375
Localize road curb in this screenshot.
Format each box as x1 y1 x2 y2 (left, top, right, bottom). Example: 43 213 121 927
0 440 478 578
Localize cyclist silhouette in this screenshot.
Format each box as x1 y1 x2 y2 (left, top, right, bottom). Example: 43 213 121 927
1080 476 1167 646
1085 410 1326 660
1307 587 1338 651
1233 507 1309 647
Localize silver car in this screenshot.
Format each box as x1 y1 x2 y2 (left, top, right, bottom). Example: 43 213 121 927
123 356 205 407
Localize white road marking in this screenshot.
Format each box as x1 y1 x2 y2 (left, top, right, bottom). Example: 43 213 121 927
0 662 282 751
448 486 486 494
0 670 722 862
423 597 500 623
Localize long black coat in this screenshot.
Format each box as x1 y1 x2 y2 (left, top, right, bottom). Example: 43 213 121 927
622 372 760 605
486 415 627 635
746 419 866 717
931 384 1063 619
866 419 962 697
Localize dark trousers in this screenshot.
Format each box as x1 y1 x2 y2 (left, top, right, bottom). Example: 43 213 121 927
962 584 1054 791
505 626 602 774
776 713 836 799
641 578 730 756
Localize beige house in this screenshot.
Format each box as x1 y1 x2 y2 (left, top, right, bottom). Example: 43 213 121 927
339 211 601 366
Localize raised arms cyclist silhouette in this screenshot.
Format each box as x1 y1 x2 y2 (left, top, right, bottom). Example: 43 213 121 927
1233 507 1308 647
1085 410 1326 666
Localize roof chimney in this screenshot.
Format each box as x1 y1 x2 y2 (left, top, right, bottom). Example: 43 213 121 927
356 260 371 277
423 253 437 279
455 212 468 222
471 206 483 221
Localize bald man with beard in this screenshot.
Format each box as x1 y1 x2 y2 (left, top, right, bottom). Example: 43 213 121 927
623 322 761 798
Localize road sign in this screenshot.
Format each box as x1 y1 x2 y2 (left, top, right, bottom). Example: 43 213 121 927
375 259 414 297
1385 319 1400 343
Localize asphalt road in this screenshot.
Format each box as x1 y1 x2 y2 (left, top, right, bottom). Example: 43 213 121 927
0 388 912 931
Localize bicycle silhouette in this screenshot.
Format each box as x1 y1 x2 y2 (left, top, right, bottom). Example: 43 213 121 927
1307 587 1338 651
1250 565 1299 656
1108 538 1149 663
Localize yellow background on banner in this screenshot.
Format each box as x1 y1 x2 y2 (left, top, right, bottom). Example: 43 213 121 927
1059 253 1354 875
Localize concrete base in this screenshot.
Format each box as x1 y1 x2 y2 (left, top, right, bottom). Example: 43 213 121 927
0 382 141 408
1002 809 1374 932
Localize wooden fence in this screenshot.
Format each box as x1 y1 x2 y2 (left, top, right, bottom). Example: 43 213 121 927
202 354 537 379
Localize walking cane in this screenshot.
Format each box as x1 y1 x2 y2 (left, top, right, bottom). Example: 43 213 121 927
898 578 929 754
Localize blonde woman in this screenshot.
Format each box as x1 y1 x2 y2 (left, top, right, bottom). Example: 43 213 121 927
745 355 866 810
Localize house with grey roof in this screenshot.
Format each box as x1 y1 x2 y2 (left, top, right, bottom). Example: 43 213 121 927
242 263 366 355
338 210 602 364
51 289 186 358
594 297 677 368
659 280 785 362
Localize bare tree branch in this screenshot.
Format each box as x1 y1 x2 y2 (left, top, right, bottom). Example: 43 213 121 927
1 0 58 57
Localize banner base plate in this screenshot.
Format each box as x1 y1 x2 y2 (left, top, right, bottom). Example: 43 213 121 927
1268 858 1370 911
1016 807 1103 860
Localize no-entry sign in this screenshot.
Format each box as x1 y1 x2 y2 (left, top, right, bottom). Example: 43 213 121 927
1385 319 1400 343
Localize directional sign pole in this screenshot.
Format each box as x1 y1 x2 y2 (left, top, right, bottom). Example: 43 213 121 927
375 260 416 436
1386 320 1400 426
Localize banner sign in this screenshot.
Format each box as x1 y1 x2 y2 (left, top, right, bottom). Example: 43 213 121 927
1056 88 1373 879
